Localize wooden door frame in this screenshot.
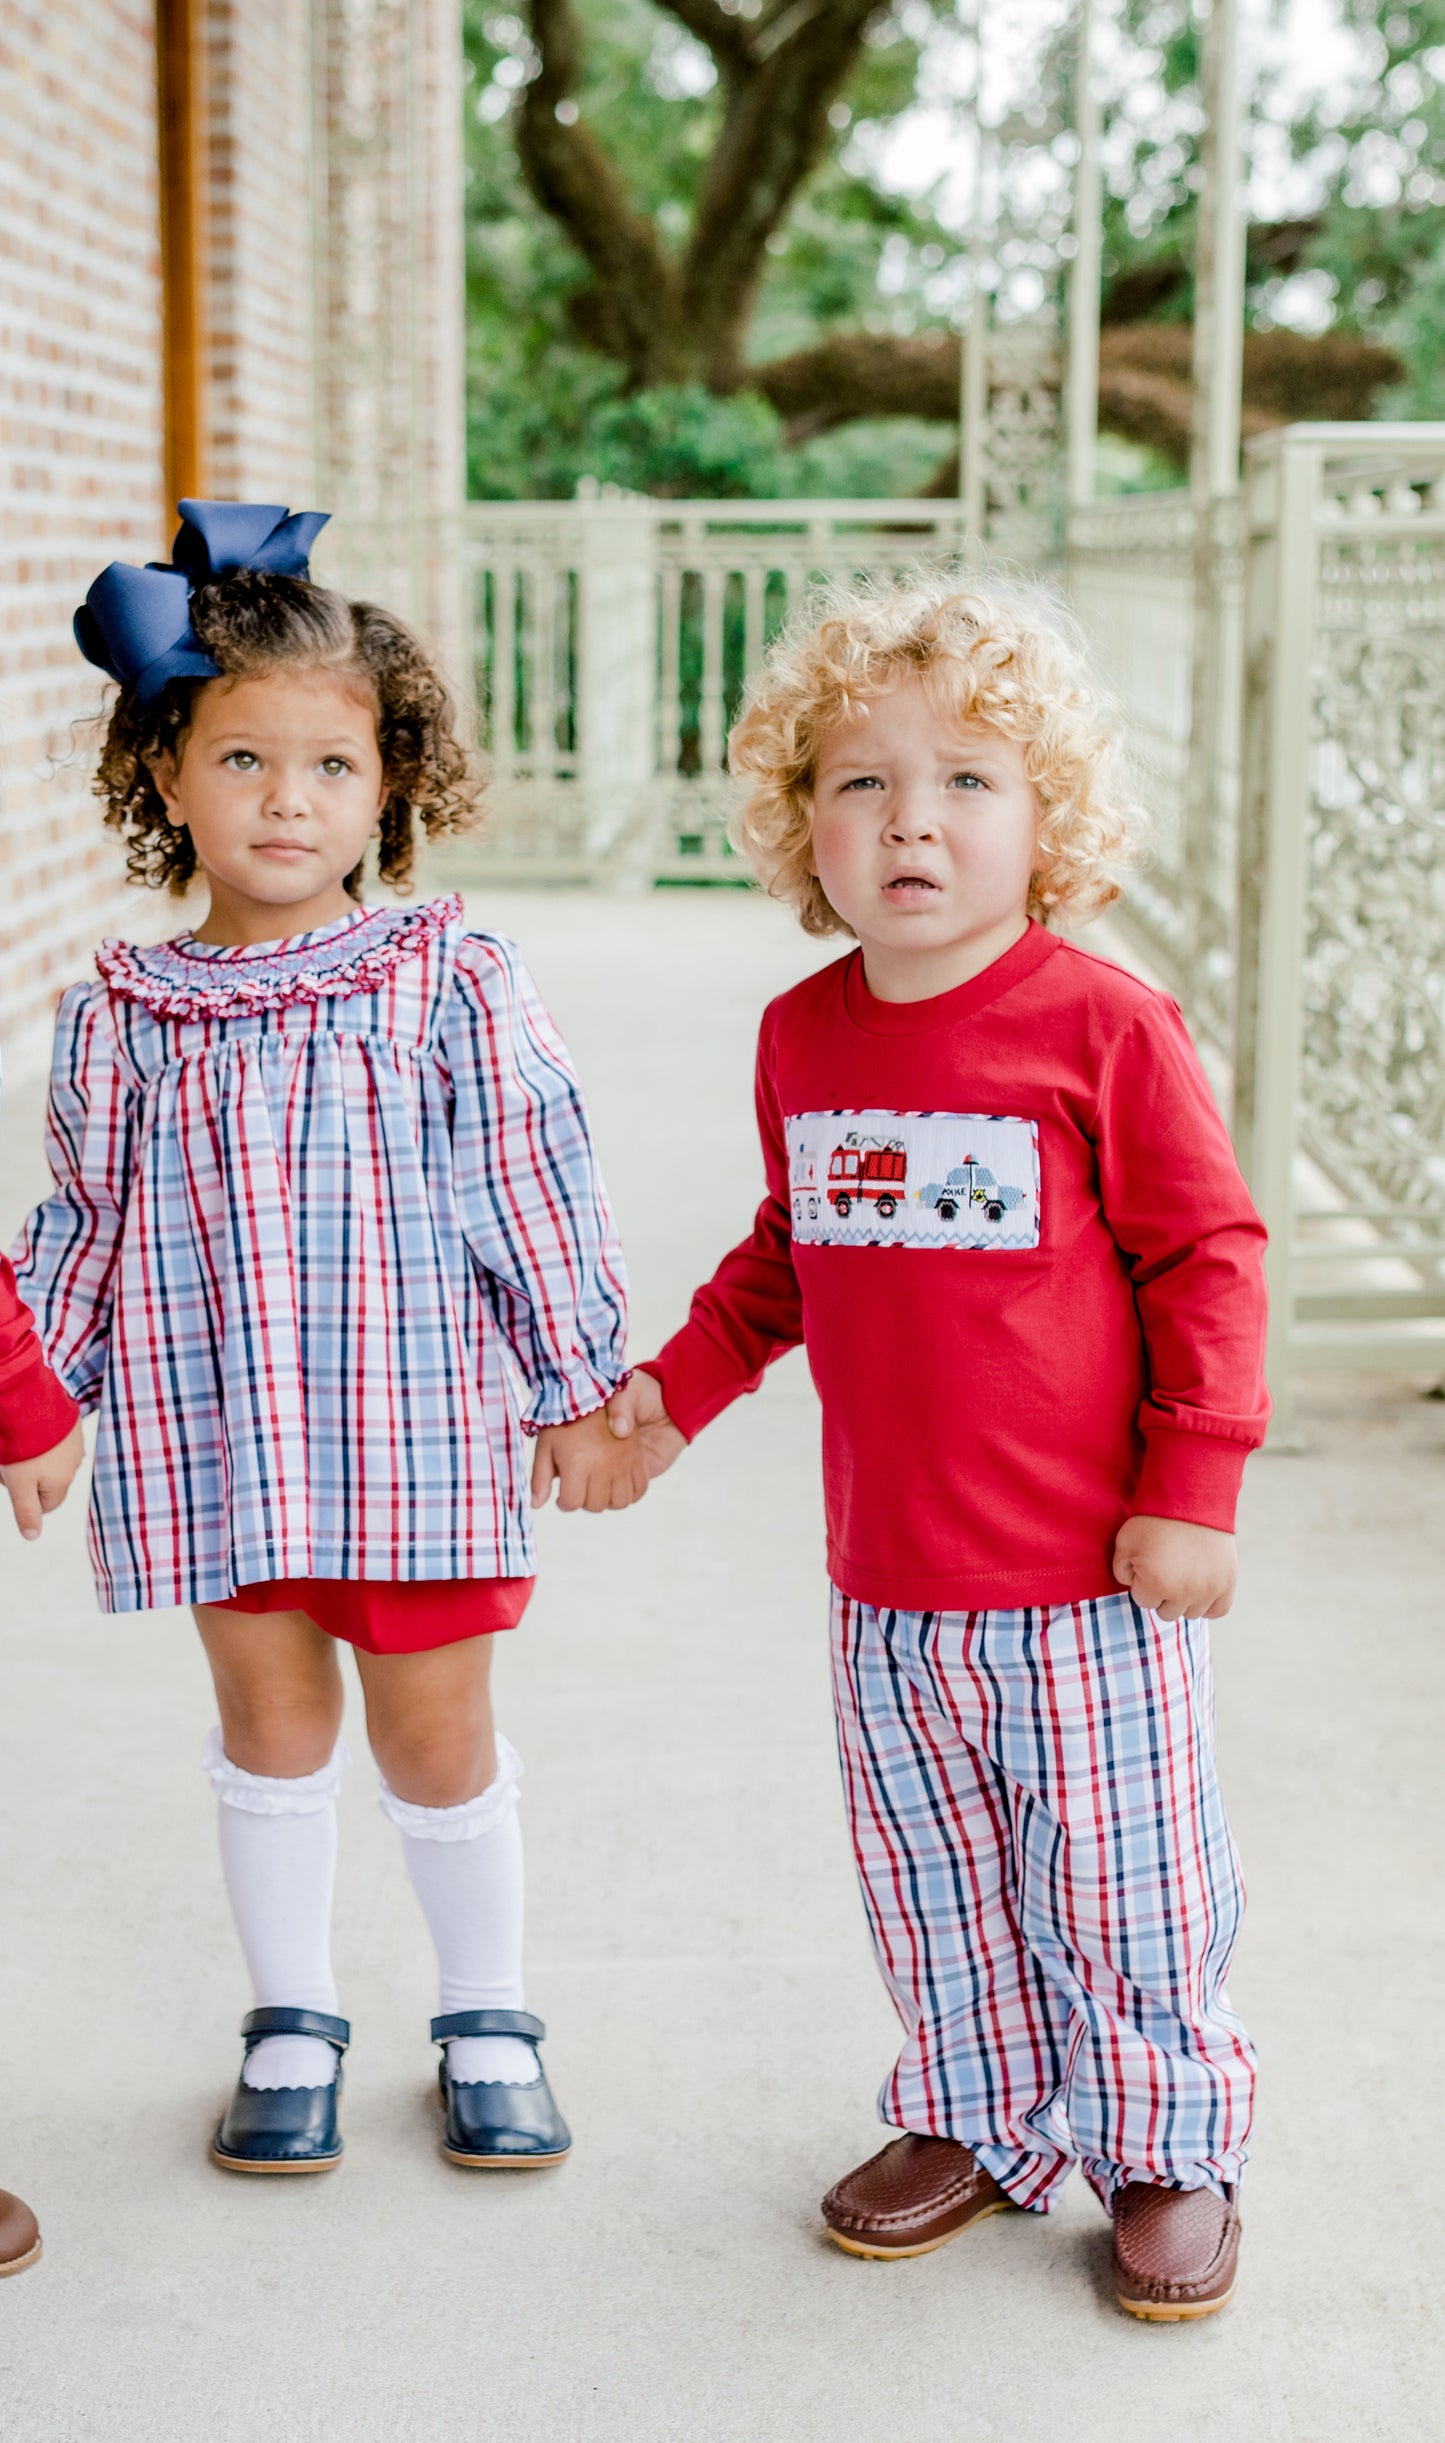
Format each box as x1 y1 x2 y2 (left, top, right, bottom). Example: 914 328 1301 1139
156 0 208 507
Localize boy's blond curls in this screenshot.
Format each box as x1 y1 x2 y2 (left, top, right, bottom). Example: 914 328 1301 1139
728 571 1146 938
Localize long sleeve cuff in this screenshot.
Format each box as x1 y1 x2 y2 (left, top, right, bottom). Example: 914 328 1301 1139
645 1321 767 1443
1132 1425 1252 1533
521 1365 626 1434
0 1349 82 1465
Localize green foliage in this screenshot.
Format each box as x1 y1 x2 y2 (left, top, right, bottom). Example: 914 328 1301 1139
462 0 1445 504
1093 433 1182 496
1090 0 1445 344
569 384 789 500
1311 4 1445 415
462 0 963 499
1388 229 1445 413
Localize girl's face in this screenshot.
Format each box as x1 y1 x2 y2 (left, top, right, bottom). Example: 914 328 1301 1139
808 676 1040 1003
152 667 387 945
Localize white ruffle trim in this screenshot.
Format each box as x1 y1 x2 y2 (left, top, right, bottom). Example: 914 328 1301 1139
377 1733 522 1841
202 1727 351 1816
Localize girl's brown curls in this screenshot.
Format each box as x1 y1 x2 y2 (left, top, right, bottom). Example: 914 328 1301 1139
94 568 482 897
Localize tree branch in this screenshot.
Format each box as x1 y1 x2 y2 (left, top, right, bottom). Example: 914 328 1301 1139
679 0 888 384
751 0 833 64
751 322 1403 478
515 0 893 392
507 2 1397 462
1098 325 1400 459
650 0 753 72
752 330 959 439
1101 216 1328 327
517 0 682 381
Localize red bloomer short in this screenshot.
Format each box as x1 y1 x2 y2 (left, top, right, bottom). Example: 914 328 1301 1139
210 1576 534 1656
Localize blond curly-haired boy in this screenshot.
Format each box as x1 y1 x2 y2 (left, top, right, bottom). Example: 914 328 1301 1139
609 572 1267 2320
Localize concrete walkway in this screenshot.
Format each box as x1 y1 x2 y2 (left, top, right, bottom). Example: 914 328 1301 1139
1 889 1442 2441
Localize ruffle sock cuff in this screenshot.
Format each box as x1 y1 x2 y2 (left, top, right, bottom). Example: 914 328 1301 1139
203 1727 351 1816
376 1734 523 1840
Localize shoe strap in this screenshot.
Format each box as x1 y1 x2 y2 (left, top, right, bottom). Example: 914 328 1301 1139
430 2009 544 2047
241 2006 350 2053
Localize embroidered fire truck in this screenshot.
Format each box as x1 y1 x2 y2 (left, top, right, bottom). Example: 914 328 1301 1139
827 1135 907 1218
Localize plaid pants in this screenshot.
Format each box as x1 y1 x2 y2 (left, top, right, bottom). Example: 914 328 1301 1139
830 1588 1256 2210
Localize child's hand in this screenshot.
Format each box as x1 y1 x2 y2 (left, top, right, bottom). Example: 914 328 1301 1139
1111 1515 1237 1621
0 1420 86 1542
605 1369 688 1482
530 1407 651 1513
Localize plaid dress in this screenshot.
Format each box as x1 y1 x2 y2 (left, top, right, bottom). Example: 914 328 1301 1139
13 896 627 1613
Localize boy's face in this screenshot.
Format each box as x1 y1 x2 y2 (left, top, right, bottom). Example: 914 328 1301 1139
808 677 1039 1002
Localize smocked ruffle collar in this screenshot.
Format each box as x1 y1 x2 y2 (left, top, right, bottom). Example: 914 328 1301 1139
96 894 462 1021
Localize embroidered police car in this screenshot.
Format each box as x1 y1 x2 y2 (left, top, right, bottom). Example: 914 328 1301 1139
919 1159 1026 1226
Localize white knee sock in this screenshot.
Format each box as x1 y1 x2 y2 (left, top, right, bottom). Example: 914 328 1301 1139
379 1734 540 2087
204 1730 348 2091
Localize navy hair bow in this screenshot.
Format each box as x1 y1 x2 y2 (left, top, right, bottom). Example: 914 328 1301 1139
73 499 331 707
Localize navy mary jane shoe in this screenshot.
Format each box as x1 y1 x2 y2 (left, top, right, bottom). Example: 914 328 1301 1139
211 2007 350 2174
432 2009 572 2168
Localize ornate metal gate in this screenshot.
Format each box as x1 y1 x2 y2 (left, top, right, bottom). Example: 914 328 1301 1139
1069 426 1445 1409
1233 426 1445 1406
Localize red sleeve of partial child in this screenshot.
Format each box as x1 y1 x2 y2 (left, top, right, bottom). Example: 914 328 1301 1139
1096 998 1271 1532
647 1014 805 1441
0 1256 82 1466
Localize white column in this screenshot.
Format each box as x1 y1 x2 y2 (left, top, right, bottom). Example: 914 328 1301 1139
1191 0 1245 507
310 0 467 667
1233 432 1320 1444
575 499 660 869
958 0 989 550
1181 0 1247 1015
1065 0 1102 512
960 277 989 549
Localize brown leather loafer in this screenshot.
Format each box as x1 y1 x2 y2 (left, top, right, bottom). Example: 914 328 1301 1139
1112 2180 1240 2320
822 2134 1013 2260
0 2187 41 2278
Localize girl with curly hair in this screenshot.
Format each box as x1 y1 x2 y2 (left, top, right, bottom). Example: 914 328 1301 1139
607 571 1269 2319
14 502 642 2177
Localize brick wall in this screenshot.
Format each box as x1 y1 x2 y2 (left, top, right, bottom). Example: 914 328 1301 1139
201 0 316 501
0 0 169 1069
0 0 467 1068
312 0 467 665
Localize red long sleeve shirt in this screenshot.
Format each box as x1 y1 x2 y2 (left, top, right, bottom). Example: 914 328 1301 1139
0 1254 79 1466
648 923 1270 1612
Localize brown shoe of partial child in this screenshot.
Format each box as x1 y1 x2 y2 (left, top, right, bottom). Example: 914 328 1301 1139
1111 2180 1240 2321
0 2188 41 2277
821 2134 1014 2259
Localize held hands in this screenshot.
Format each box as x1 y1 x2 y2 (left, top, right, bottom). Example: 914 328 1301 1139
529 1405 652 1513
1111 1514 1237 1621
0 1421 86 1543
602 1368 687 1483
528 1371 689 1515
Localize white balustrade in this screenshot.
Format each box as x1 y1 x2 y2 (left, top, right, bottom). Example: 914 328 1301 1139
1068 434 1445 1407
351 496 974 885
1064 493 1200 977
1233 425 1445 1407
1064 489 1243 1056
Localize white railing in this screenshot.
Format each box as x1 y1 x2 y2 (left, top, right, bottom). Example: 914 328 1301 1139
1068 434 1445 1407
1065 492 1197 981
1233 425 1445 1406
1063 489 1242 1057
325 496 972 884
